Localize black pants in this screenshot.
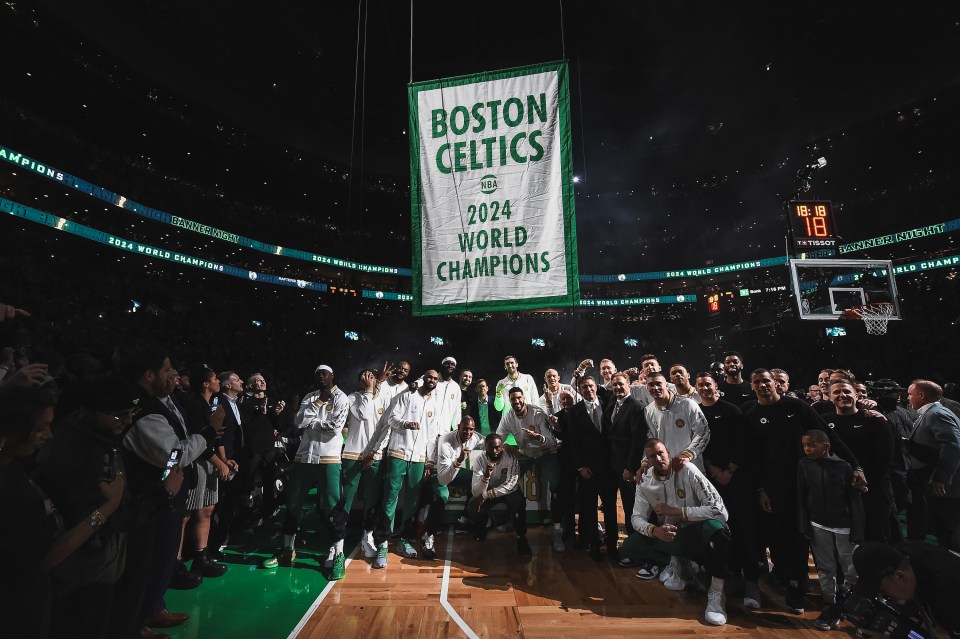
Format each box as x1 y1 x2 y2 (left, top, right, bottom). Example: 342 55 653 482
50 582 115 639
763 490 809 587
577 469 618 548
468 490 527 537
619 477 638 537
108 518 158 639
208 461 248 551
141 498 187 620
716 478 760 581
557 444 578 534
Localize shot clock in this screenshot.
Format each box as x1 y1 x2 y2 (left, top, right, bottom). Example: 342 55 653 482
788 201 837 250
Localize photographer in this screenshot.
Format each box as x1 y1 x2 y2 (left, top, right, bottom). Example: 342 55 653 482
852 541 960 637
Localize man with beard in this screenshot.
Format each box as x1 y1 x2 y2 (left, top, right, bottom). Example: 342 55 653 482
363 369 440 567
336 370 388 559
469 433 531 555
378 361 411 405
494 355 540 417
744 369 863 614
423 415 485 559
459 369 476 419
497 387 564 551
824 379 895 543
263 365 348 578
118 346 221 637
431 357 462 434
718 352 753 407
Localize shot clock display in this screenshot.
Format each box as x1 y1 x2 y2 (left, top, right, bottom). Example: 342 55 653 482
789 201 837 250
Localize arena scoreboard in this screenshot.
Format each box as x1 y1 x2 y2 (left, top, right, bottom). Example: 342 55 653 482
789 201 837 251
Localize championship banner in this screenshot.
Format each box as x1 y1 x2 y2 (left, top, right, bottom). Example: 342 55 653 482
409 61 579 316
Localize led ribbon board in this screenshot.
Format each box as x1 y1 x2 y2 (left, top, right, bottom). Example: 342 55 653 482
5 142 960 284
409 61 579 316
0 144 407 276
0 197 328 293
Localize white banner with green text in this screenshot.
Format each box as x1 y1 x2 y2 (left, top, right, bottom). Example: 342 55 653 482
409 61 579 316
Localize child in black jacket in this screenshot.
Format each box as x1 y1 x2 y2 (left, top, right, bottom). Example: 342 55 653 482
797 429 864 631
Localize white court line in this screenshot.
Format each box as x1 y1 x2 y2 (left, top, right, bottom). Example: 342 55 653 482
440 526 481 639
289 543 359 639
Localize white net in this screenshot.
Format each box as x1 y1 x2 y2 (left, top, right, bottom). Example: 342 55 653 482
852 303 895 335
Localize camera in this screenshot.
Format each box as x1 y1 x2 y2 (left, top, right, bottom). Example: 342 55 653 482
842 593 928 639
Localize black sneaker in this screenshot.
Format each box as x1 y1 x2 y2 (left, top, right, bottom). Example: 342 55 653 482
517 536 533 556
814 604 842 631
786 585 806 614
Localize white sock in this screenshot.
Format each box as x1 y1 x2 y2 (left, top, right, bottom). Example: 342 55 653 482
553 522 562 531
283 534 296 550
379 540 388 549
710 577 725 593
335 539 345 554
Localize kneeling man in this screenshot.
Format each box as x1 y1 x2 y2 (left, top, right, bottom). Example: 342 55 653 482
621 438 731 625
468 433 532 555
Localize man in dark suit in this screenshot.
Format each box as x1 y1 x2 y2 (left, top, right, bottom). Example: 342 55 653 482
603 372 647 542
470 379 501 436
567 376 619 560
905 379 960 550
207 371 246 557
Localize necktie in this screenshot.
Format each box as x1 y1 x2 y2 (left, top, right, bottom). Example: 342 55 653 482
593 404 601 431
613 402 621 421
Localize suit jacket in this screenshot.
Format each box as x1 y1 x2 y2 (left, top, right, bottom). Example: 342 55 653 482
603 395 646 476
908 402 960 498
566 401 609 475
470 396 501 434
215 393 245 460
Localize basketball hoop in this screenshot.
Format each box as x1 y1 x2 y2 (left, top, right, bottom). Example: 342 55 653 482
842 302 895 335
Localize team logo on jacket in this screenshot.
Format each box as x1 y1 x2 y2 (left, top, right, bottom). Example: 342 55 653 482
427 411 434 418
377 407 384 414
675 419 685 428
501 468 508 474
677 487 686 499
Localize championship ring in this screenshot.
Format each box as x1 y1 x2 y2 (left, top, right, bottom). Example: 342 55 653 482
677 487 686 499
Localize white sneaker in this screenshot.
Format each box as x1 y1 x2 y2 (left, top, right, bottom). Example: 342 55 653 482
551 529 565 552
324 545 336 568
361 531 377 559
705 589 727 625
660 556 679 583
743 580 761 609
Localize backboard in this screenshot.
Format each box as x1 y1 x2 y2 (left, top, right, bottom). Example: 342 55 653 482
789 258 901 321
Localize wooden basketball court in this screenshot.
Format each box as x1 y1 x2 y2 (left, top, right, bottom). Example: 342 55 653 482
297 502 837 639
